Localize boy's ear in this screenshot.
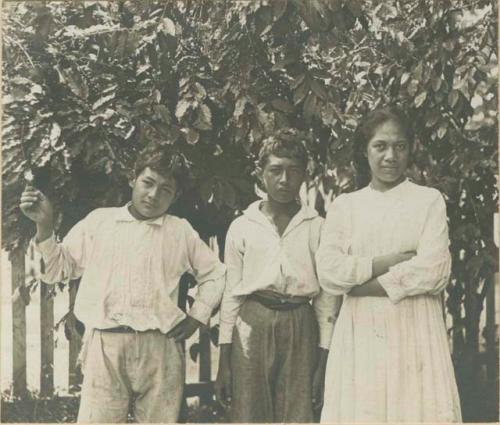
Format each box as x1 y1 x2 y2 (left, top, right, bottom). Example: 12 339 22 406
129 176 136 189
255 167 268 193
255 165 263 182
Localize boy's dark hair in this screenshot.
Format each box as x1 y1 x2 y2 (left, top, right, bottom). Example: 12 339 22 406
352 106 414 188
257 129 309 170
134 145 189 192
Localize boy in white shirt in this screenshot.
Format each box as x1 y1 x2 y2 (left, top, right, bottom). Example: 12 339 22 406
215 131 342 422
20 146 226 423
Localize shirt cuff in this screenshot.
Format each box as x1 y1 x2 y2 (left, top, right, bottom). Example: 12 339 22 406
33 234 57 257
188 299 213 325
378 272 406 304
218 322 235 345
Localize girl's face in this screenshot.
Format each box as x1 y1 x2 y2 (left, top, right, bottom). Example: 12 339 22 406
366 120 410 191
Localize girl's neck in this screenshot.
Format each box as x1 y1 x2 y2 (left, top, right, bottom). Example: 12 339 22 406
370 176 406 192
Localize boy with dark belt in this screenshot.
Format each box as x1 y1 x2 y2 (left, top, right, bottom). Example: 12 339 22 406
20 146 226 423
215 131 342 422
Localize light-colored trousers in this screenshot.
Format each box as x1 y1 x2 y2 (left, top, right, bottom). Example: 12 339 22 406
230 298 318 423
77 329 184 423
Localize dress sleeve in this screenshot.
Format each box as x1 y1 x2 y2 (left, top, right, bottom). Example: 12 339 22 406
378 191 452 303
316 194 373 295
310 217 343 349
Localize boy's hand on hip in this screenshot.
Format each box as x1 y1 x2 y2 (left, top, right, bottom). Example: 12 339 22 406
312 347 328 411
166 316 202 342
215 351 232 410
312 366 326 411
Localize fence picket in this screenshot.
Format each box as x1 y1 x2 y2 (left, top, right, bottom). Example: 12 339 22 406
10 248 27 396
40 282 54 397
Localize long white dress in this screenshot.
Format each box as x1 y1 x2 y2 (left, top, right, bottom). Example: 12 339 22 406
316 179 462 423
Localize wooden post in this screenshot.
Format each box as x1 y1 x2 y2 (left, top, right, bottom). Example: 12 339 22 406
485 272 498 419
68 281 82 392
40 282 54 397
10 248 27 397
198 322 212 405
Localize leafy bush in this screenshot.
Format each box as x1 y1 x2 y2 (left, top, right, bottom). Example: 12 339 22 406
2 0 498 420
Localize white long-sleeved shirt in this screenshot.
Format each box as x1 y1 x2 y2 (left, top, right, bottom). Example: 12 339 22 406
35 204 226 333
219 200 342 349
316 179 452 303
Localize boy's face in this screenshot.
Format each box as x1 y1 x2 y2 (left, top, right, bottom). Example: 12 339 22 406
260 154 305 204
130 167 177 219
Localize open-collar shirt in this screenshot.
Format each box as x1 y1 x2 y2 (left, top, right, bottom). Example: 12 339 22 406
36 204 226 333
219 201 342 348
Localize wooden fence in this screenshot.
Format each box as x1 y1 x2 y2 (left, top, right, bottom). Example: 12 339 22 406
4 241 499 421
6 245 215 405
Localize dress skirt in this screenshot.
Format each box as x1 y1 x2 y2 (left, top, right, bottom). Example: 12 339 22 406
321 294 462 423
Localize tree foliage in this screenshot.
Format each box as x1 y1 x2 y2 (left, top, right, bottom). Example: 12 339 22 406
2 0 498 417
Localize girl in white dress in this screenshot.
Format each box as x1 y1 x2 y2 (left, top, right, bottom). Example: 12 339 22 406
316 107 462 422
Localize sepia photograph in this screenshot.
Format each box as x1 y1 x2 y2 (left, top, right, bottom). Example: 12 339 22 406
1 0 498 423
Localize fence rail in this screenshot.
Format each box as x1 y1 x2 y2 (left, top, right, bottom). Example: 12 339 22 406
3 245 499 421
4 246 214 405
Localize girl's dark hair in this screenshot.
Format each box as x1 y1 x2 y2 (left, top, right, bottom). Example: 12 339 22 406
134 145 189 192
257 129 309 170
352 106 414 188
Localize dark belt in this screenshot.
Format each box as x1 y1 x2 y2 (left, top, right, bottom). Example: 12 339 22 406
98 326 139 333
247 291 311 311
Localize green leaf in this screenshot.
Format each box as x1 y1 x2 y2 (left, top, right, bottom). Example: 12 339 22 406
181 127 199 145
93 93 116 110
425 110 439 128
291 73 306 89
234 97 249 120
310 79 327 100
272 0 288 21
294 82 309 105
175 99 191 120
346 0 363 18
271 98 294 113
448 90 460 108
153 105 171 124
437 122 448 139
271 53 298 71
414 91 427 108
159 17 176 36
303 93 317 121
432 76 442 92
407 79 419 96
193 104 212 131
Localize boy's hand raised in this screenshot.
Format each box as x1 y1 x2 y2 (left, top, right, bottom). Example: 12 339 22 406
20 185 54 225
20 185 55 242
166 316 202 342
